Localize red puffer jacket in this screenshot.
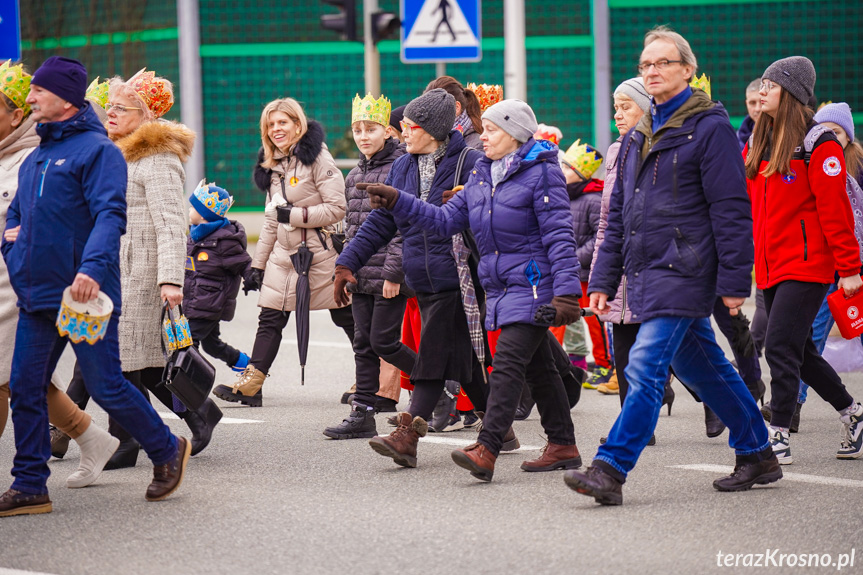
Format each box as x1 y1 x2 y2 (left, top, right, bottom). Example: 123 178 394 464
746 133 859 289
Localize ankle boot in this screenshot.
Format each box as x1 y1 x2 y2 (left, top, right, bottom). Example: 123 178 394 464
324 404 377 439
475 411 520 451
713 448 782 491
564 465 624 506
66 424 120 488
103 437 140 470
746 378 766 406
213 365 265 406
521 442 582 472
183 399 223 456
513 384 535 421
662 379 675 416
705 405 726 438
451 442 496 481
50 426 71 459
368 412 427 468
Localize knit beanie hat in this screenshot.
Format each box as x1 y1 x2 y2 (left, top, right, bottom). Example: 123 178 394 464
814 102 854 143
190 180 233 222
614 77 651 114
761 56 816 107
482 99 538 144
31 56 87 109
389 105 406 133
404 89 455 141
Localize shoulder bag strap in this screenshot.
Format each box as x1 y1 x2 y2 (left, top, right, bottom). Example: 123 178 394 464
453 147 472 189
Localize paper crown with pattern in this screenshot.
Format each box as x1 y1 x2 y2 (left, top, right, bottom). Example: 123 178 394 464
191 179 233 220
689 73 711 99
466 83 503 112
128 68 173 118
562 139 603 179
0 60 31 116
352 93 391 127
534 123 563 146
85 77 109 109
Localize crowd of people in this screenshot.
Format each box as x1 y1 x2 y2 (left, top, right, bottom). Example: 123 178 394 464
1 24 862 516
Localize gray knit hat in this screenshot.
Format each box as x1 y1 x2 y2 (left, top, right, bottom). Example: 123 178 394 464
614 77 651 114
481 99 538 144
404 88 455 141
814 102 854 143
762 56 816 106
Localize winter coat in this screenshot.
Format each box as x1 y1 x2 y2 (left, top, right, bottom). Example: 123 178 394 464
745 126 859 289
386 137 581 331
112 120 194 371
184 221 252 321
252 120 347 311
589 89 753 322
737 115 755 151
2 103 127 316
338 130 483 295
568 178 603 275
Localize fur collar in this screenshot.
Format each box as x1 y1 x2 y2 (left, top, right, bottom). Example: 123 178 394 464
114 120 195 164
253 120 326 192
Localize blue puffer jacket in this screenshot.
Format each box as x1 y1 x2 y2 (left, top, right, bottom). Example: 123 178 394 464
387 138 581 330
2 103 127 314
338 130 483 294
589 91 753 322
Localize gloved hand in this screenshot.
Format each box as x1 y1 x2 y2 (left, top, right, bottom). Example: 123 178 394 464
243 268 265 295
356 182 399 209
333 265 357 307
442 185 464 204
276 203 293 224
550 295 582 327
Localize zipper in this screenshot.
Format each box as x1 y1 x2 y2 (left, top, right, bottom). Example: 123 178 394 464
620 274 627 323
800 219 808 261
38 159 51 198
423 231 434 290
672 151 679 204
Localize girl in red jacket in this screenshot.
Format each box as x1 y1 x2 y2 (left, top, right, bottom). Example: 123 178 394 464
745 56 863 464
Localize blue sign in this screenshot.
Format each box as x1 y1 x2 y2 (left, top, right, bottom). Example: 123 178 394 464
400 0 481 63
0 0 22 62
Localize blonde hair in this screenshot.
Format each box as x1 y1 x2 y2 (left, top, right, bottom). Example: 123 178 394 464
644 25 697 78
260 98 308 169
107 76 154 121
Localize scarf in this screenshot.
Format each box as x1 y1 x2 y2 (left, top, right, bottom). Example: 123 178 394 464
491 150 518 187
453 111 472 135
190 219 228 243
418 137 449 202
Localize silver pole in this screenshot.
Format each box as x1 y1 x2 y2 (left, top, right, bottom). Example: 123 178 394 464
364 0 380 95
503 0 526 101
436 62 446 78
592 0 611 155
177 0 204 196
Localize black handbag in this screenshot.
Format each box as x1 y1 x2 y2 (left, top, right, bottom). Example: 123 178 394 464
159 303 216 411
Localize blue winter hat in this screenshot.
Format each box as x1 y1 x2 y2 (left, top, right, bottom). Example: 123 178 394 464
31 56 87 109
190 179 233 222
814 102 854 143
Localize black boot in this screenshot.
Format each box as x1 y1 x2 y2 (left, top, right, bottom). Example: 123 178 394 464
790 402 802 433
183 399 223 456
564 465 624 506
746 378 766 406
704 405 726 438
713 448 782 491
514 383 535 421
103 437 140 470
661 378 675 416
323 404 377 439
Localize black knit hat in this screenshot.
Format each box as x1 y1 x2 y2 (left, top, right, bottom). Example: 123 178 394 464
404 89 455 141
389 105 406 132
762 56 816 107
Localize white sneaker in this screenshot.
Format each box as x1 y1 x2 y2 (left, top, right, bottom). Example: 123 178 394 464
66 425 120 488
837 403 863 460
768 426 792 465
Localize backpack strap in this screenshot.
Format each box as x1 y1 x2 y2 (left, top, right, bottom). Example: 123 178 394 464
453 147 472 189
803 124 836 164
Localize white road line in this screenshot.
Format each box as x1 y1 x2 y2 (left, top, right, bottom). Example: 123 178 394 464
159 412 263 424
671 464 863 488
0 569 60 575
421 435 543 451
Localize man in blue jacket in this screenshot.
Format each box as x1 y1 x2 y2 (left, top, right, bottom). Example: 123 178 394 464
564 28 781 505
0 57 189 517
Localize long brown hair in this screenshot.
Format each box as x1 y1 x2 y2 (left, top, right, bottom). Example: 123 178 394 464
745 89 814 180
845 140 863 182
425 76 483 134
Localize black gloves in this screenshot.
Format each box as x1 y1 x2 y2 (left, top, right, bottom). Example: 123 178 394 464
276 203 293 224
243 268 265 295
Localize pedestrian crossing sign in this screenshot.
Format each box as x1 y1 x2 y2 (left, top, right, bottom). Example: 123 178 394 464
400 0 481 63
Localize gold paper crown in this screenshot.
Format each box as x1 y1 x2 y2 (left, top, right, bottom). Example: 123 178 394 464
563 139 603 179
689 73 711 99
352 93 391 127
86 77 110 109
466 83 503 112
128 68 173 118
0 60 31 116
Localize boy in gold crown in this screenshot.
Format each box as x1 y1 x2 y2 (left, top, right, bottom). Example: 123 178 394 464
323 94 416 439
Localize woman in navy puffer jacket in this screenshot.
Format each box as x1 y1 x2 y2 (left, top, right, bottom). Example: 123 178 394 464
364 99 584 481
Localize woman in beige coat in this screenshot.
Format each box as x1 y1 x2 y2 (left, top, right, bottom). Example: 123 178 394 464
213 98 349 405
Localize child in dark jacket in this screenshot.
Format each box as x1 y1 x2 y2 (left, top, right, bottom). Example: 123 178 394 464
185 180 253 372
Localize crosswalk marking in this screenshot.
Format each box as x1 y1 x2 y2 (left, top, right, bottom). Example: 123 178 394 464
421 435 543 451
159 412 263 424
671 464 863 488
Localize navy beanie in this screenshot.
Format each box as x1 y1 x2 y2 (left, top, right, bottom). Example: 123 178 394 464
31 56 87 109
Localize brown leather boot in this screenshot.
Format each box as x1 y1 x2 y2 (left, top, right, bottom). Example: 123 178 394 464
475 411 520 452
451 442 496 481
213 365 265 407
0 488 52 517
146 436 191 502
368 412 427 468
520 442 582 472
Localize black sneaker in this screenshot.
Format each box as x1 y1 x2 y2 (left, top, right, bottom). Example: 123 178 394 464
429 381 460 432
713 455 782 491
323 405 377 440
461 410 480 428
563 466 623 505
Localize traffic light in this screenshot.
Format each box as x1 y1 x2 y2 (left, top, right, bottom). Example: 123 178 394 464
320 0 357 42
370 11 400 45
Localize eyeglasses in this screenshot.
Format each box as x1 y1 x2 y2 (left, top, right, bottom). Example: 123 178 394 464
399 120 423 133
637 59 683 75
759 80 778 93
105 103 142 114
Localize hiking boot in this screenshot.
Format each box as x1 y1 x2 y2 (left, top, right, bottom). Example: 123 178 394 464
563 465 623 506
66 424 120 489
705 405 726 438
713 450 782 491
596 371 619 395
374 397 398 413
583 366 612 389
768 426 792 464
429 381 460 431
451 442 496 481
0 488 52 517
837 402 863 460
50 426 71 459
146 436 191 502
521 442 582 472
368 412 427 468
213 365 265 407
461 410 480 428
324 404 377 439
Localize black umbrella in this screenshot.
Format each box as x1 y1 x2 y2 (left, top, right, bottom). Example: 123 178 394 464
290 229 314 385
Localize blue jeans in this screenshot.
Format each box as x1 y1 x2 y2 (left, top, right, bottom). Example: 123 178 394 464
9 310 177 494
799 283 837 404
595 316 770 479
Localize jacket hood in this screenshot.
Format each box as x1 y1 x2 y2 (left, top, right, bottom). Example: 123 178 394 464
358 136 405 171
253 119 327 191
476 137 558 181
113 119 195 163
636 88 719 139
0 116 38 158
35 101 106 143
566 178 604 201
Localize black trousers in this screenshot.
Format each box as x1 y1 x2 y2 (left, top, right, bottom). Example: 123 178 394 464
350 293 416 409
751 289 768 356
109 367 178 441
612 322 641 406
189 318 243 368
477 323 575 456
250 306 355 375
763 280 854 428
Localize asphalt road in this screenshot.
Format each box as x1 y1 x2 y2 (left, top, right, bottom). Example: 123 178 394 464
1 293 862 575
